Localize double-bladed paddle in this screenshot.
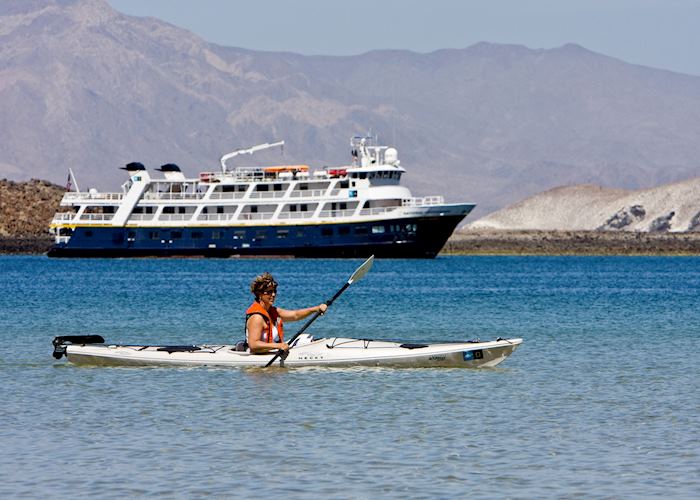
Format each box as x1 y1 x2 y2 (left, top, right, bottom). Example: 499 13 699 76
265 255 374 367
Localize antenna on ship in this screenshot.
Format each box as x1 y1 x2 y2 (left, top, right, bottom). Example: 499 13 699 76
67 168 80 193
219 140 285 173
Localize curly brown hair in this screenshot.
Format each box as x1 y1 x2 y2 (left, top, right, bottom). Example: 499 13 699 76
250 272 278 299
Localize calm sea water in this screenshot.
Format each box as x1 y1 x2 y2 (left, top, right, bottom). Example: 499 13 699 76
1 256 698 498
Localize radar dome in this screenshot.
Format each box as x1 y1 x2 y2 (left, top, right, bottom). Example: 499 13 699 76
385 147 398 165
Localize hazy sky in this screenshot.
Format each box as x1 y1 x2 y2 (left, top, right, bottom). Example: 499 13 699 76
108 0 700 76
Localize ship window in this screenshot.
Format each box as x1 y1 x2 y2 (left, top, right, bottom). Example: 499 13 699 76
321 227 333 237
339 180 349 189
254 230 267 240
277 229 289 239
233 230 245 240
171 231 182 239
191 231 203 239
127 231 136 239
369 173 375 179
299 184 308 190
163 207 175 214
289 205 297 212
250 206 258 213
84 230 93 237
217 206 224 214
273 184 283 191
296 229 304 238
212 231 222 240
359 173 367 179
149 231 159 240
372 225 386 234
301 204 308 212
354 226 368 235
222 185 247 193
178 207 187 214
58 228 73 236
339 227 350 235
257 184 269 191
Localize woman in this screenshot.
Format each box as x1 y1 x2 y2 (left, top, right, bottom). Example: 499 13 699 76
246 272 327 354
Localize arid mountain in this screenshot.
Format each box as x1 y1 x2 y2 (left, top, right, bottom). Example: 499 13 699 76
465 177 700 232
3 0 700 217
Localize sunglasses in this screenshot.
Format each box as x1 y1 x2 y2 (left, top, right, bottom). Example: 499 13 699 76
262 288 277 295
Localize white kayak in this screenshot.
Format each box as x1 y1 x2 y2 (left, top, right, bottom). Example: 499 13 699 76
52 334 523 368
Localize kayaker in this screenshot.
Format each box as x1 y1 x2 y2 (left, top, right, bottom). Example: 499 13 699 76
246 272 327 354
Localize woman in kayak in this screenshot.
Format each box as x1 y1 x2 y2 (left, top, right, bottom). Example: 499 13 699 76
246 272 327 354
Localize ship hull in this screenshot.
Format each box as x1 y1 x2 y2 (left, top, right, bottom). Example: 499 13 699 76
47 214 468 259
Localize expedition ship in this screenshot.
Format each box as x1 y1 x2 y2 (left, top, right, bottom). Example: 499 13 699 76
48 136 474 258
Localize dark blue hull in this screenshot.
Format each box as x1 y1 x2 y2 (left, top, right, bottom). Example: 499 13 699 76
48 216 464 258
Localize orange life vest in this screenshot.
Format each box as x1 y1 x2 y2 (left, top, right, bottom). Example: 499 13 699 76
245 301 284 343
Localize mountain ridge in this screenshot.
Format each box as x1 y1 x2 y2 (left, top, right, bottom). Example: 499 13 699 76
3 0 700 217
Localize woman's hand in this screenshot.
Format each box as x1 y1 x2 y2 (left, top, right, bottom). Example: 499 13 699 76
278 342 289 351
318 303 328 315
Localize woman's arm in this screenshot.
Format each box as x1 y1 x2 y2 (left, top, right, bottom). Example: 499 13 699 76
246 314 289 353
277 303 328 322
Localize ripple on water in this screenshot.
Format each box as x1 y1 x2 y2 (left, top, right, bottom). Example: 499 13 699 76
1 256 699 498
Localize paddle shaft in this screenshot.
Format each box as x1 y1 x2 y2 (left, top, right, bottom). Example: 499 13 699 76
293 281 350 341
264 282 350 367
264 256 373 367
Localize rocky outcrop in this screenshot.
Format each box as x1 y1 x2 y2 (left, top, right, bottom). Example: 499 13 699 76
0 179 63 252
598 205 646 230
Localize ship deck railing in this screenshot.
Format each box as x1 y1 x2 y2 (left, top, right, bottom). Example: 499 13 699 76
159 214 197 221
249 191 288 199
277 211 315 220
129 214 156 221
197 214 236 221
239 213 275 221
63 192 124 201
52 213 77 222
318 209 357 218
79 213 115 221
143 192 206 201
358 206 400 216
209 192 247 200
402 196 445 206
289 189 328 198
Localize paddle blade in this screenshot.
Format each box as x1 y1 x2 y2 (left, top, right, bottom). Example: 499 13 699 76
348 255 374 285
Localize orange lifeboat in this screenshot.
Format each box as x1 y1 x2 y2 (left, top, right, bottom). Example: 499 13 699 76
262 165 310 174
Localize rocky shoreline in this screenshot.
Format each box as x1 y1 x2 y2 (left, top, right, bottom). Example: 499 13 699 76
0 237 54 254
4 231 700 256
443 230 700 255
